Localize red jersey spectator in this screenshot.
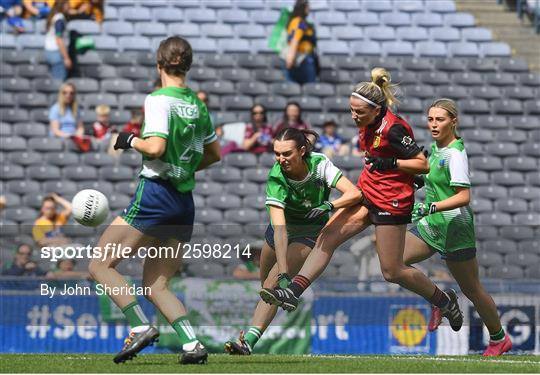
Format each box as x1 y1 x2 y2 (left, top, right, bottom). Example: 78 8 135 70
122 109 143 138
273 101 310 136
92 104 112 140
243 104 273 154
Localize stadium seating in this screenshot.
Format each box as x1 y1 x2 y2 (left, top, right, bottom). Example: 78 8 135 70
0 0 538 282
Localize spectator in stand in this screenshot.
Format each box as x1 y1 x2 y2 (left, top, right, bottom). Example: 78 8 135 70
47 258 90 280
350 134 364 157
243 104 273 154
122 108 143 138
316 120 349 158
214 123 239 157
67 0 103 23
196 90 216 127
0 0 25 32
49 82 84 139
284 0 318 85
32 193 72 247
2 243 47 276
22 0 52 18
92 104 113 140
44 0 71 81
273 101 310 136
0 195 6 211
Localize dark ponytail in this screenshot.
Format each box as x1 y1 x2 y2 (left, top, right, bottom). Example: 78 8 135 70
274 127 319 158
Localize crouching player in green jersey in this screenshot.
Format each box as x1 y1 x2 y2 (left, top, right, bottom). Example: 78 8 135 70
224 127 362 355
407 98 512 356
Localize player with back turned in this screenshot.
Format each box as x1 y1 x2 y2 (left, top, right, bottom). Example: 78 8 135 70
260 68 464 333
88 36 221 365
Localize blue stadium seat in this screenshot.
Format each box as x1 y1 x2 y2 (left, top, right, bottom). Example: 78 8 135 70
101 78 134 93
218 9 250 24
459 99 491 114
42 180 78 198
486 142 520 157
495 198 528 213
103 21 134 36
415 41 447 57
381 12 411 27
398 26 429 42
449 42 480 58
237 54 268 69
444 13 475 28
254 68 283 83
207 194 242 210
17 64 48 79
82 65 117 80
413 13 444 28
477 252 504 267
470 197 493 213
222 95 253 111
167 23 201 38
119 93 146 109
255 95 288 111
224 208 260 224
64 165 98 181
185 8 217 23
347 11 379 26
365 0 393 13
45 152 79 167
462 27 493 42
0 136 26 151
495 129 527 143
220 68 251 82
115 181 138 196
251 9 280 25
99 166 134 182
4 207 38 223
315 11 347 26
317 40 349 55
333 26 363 41
119 36 151 51
237 81 268 96
134 22 167 37
194 208 223 224
224 182 259 197
382 41 415 56
485 72 516 86
492 171 525 186
481 42 512 57
27 165 61 181
1 77 31 92
504 86 536 100
203 23 234 39
435 85 469 100
242 168 267 183
195 181 223 196
69 78 99 93
477 212 512 226
333 0 360 11
524 99 540 115
17 34 45 49
518 72 540 87
365 26 396 41
68 20 101 35
470 86 502 100
14 122 47 138
514 213 540 226
234 24 265 39
470 156 502 171
351 40 382 56
152 7 183 22
521 142 540 157
488 265 524 279
120 6 151 21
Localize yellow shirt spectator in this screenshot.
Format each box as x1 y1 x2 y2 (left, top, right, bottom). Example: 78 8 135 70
287 16 315 55
32 212 68 243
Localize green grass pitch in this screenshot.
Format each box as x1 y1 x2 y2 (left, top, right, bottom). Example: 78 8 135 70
1 354 539 373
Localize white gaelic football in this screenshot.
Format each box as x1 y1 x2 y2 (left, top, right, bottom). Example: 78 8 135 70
71 189 109 227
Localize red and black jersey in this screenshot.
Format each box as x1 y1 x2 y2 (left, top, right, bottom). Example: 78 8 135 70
357 109 421 215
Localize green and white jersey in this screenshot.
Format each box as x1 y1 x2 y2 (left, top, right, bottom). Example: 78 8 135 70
265 152 343 237
417 138 476 252
139 86 217 193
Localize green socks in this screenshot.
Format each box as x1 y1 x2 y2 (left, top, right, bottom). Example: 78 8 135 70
244 327 263 351
490 327 505 342
121 301 150 328
172 317 199 349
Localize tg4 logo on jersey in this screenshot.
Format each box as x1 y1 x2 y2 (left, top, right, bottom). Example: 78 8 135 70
469 305 537 353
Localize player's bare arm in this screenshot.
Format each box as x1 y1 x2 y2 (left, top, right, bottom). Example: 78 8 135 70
329 177 362 209
132 136 167 158
430 186 471 212
269 206 289 275
196 140 221 171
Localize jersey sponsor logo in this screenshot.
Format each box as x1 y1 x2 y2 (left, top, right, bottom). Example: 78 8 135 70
389 305 430 353
401 136 413 147
373 135 381 148
377 211 391 216
392 199 399 208
171 101 199 119
438 159 445 169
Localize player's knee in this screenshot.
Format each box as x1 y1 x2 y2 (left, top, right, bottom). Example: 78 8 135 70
381 267 403 284
88 259 113 280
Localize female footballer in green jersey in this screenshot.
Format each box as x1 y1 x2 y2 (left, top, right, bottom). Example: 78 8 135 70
224 127 361 355
88 37 221 365
405 98 512 356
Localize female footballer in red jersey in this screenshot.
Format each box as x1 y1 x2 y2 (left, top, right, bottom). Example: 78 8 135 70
260 68 463 330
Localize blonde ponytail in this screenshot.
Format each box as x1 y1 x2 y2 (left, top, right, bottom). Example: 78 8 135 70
351 67 399 108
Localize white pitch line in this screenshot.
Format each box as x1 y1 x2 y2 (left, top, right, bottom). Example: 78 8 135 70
305 355 539 366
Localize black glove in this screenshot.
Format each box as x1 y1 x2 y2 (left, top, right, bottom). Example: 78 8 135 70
278 273 291 289
114 132 136 150
365 156 397 172
413 175 425 190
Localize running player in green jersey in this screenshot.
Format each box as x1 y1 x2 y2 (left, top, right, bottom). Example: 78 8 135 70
406 98 512 356
88 37 221 365
224 127 361 355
